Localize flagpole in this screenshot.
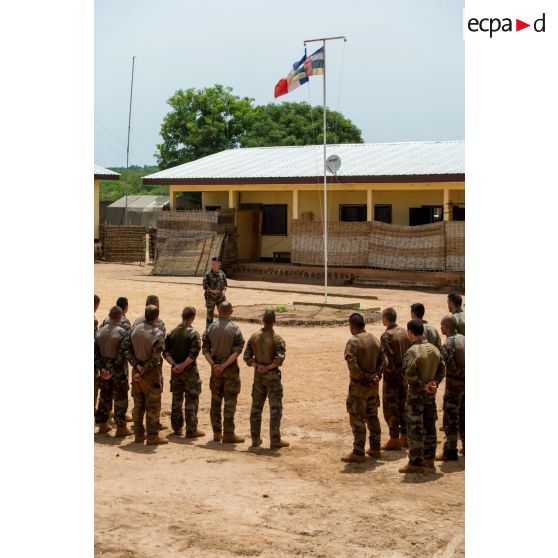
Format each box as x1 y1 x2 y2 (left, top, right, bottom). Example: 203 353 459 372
304 36 346 304
125 55 136 226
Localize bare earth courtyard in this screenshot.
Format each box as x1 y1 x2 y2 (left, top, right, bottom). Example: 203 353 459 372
94 263 464 558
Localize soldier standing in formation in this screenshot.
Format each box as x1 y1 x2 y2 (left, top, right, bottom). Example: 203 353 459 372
342 313 387 463
398 319 446 474
203 256 227 330
202 302 245 443
410 303 442 350
102 297 131 331
94 306 132 437
133 295 166 335
447 292 465 335
128 305 168 445
94 294 100 405
164 307 205 439
243 310 289 449
380 307 411 451
436 314 465 460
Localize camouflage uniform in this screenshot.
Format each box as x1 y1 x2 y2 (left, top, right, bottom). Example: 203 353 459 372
452 308 465 336
441 331 465 457
202 318 245 436
203 269 227 329
243 328 286 443
164 324 202 434
132 315 166 335
102 313 132 332
402 340 446 466
95 320 130 427
344 331 387 455
422 320 443 351
380 324 411 438
127 322 165 438
94 315 99 408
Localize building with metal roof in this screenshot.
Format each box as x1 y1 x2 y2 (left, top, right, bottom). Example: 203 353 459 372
143 141 465 262
94 165 120 240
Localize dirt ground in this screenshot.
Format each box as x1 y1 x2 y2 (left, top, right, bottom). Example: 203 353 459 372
94 263 464 558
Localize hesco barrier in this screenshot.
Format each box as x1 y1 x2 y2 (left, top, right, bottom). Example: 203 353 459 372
153 209 236 271
291 220 464 272
100 225 146 264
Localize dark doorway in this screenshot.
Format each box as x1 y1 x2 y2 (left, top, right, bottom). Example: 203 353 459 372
409 205 444 226
452 205 465 221
339 204 367 222
374 204 392 224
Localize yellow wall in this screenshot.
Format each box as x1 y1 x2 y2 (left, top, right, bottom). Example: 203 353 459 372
94 179 100 240
187 182 465 257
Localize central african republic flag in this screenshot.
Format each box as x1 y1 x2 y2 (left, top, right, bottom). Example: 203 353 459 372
274 46 325 98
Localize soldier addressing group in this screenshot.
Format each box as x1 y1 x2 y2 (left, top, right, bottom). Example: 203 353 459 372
436 314 465 460
410 303 442 351
243 310 289 450
128 305 168 445
380 307 411 451
202 302 245 443
163 307 205 439
102 297 132 331
447 292 465 336
203 256 227 330
399 319 446 474
94 306 132 437
342 313 388 463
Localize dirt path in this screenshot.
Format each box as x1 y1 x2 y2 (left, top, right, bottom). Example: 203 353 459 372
94 263 464 558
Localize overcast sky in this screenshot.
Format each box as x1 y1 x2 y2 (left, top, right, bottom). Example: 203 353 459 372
95 0 464 168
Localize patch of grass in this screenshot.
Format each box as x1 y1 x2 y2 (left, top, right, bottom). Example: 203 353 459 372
266 305 289 313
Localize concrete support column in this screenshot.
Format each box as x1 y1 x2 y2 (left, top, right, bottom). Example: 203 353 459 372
367 189 374 221
443 188 450 221
94 179 100 239
228 190 237 209
293 190 299 220
169 188 177 210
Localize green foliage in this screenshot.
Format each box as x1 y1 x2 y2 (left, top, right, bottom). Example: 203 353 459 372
155 87 364 169
266 305 289 313
98 166 201 205
241 102 363 147
155 84 255 169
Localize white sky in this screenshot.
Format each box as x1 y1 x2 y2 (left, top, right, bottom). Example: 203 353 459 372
95 0 464 167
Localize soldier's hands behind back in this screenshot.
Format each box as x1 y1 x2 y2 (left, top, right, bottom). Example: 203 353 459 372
425 381 437 394
100 369 112 380
133 373 141 383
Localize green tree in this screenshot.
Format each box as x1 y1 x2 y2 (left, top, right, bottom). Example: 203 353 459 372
241 102 363 147
155 85 255 169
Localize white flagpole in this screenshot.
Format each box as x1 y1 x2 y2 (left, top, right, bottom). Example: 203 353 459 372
322 39 328 303
304 36 346 304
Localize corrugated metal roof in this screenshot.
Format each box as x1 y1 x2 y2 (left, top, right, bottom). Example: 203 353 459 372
108 195 168 209
94 164 120 177
143 141 464 182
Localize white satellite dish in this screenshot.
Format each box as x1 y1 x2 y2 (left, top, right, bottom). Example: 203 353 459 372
326 154 341 175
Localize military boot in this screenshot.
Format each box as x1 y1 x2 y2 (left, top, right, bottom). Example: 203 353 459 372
436 451 458 461
423 459 436 469
341 452 366 463
114 425 133 437
222 433 245 444
250 438 262 448
270 440 289 449
399 434 409 448
213 432 222 442
366 447 381 458
134 434 147 443
185 430 205 438
381 437 401 451
398 463 424 474
97 422 112 434
171 428 184 437
146 436 169 445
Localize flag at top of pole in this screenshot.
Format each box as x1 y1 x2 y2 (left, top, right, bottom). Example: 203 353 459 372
274 46 324 98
